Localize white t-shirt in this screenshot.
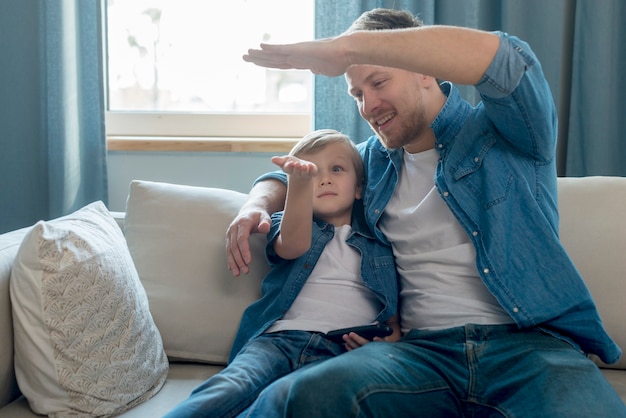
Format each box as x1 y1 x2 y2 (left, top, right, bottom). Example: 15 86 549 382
266 225 382 334
380 149 513 333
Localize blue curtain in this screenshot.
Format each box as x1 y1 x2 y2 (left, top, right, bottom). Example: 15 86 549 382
314 0 626 177
0 0 107 234
565 1 626 176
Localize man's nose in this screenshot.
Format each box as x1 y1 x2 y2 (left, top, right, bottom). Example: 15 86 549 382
362 91 381 117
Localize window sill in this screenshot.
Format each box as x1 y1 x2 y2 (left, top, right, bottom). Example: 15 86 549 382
106 136 299 153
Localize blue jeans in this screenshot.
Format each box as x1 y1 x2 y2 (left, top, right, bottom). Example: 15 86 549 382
278 324 626 417
162 330 345 418
236 364 315 418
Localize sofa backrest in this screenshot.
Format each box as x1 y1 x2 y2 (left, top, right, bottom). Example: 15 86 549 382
557 176 626 369
0 228 29 407
0 176 624 409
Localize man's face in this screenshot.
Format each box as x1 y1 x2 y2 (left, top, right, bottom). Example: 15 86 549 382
346 65 432 153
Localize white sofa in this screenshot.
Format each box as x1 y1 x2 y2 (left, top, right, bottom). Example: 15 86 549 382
0 177 624 416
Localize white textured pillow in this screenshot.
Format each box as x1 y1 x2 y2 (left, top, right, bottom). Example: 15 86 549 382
10 201 168 417
124 180 268 364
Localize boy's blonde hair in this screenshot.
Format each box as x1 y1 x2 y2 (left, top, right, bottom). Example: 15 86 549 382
289 129 364 186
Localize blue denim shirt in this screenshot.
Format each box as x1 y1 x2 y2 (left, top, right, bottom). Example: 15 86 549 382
229 200 398 363
256 32 621 364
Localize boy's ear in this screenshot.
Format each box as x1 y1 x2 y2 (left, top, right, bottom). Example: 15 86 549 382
355 184 363 200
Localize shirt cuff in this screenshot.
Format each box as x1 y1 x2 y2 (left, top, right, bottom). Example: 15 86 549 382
253 170 287 187
475 31 537 99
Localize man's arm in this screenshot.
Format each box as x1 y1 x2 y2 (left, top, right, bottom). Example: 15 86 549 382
243 25 500 85
226 179 286 276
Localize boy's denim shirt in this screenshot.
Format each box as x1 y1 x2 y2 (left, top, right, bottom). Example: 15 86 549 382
229 199 398 363
255 32 621 364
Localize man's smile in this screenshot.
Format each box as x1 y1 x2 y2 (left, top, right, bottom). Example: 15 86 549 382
371 112 396 129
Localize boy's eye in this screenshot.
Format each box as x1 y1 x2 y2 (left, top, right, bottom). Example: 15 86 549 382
332 166 343 172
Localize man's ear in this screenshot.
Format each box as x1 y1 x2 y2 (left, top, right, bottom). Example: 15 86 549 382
421 74 440 89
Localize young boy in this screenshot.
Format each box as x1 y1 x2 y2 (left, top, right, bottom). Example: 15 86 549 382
163 129 399 418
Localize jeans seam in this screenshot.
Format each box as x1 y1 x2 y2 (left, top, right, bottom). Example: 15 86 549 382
353 384 453 417
466 340 477 403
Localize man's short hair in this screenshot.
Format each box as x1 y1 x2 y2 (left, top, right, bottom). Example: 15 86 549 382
345 8 423 33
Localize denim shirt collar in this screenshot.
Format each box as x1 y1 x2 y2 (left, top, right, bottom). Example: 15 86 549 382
431 82 471 151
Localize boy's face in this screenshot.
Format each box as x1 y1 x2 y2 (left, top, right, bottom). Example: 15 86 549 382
301 141 362 226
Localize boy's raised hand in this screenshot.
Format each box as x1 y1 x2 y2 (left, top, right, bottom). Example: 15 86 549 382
272 155 318 178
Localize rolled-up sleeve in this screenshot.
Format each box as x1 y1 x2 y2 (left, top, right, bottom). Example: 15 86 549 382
253 170 288 187
475 31 538 99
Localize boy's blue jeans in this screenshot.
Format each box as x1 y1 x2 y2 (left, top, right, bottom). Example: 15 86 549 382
247 324 626 417
162 330 344 418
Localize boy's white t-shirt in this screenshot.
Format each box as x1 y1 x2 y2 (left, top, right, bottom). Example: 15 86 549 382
266 224 382 334
380 149 512 333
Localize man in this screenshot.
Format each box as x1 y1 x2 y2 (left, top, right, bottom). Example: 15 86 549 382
228 8 625 417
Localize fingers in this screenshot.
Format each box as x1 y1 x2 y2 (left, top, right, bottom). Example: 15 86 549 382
342 332 370 351
272 155 318 177
242 46 294 70
243 38 349 77
226 211 271 277
226 221 250 277
343 330 397 351
271 155 289 169
243 43 319 72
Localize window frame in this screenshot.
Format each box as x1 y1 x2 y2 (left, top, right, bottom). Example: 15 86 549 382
103 0 312 153
106 112 309 152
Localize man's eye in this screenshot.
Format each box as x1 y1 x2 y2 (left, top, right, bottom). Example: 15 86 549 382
373 79 386 88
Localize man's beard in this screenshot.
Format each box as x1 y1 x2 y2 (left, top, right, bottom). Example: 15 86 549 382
373 115 427 151
368 93 429 151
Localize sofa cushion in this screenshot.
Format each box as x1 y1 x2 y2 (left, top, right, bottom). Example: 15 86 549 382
124 180 268 364
0 227 29 408
10 201 168 416
557 176 626 369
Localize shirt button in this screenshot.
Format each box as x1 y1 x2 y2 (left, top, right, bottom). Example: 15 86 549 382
443 191 449 197
374 209 380 214
513 307 519 313
474 157 479 163
438 144 443 149
483 268 490 274
472 231 478 236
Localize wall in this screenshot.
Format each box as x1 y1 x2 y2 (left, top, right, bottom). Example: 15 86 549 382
107 151 278 212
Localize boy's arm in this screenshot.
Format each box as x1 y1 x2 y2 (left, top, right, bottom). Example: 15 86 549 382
271 155 318 260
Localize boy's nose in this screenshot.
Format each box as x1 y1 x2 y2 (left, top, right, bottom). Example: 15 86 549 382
319 174 331 185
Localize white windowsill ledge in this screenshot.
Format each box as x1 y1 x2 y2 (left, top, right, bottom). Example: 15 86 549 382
107 136 299 153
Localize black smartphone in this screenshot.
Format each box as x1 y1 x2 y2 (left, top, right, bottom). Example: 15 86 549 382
325 323 393 344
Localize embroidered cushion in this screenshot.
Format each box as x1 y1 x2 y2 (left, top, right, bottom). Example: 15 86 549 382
10 201 168 416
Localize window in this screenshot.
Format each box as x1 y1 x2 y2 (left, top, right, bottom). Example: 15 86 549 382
105 0 314 149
